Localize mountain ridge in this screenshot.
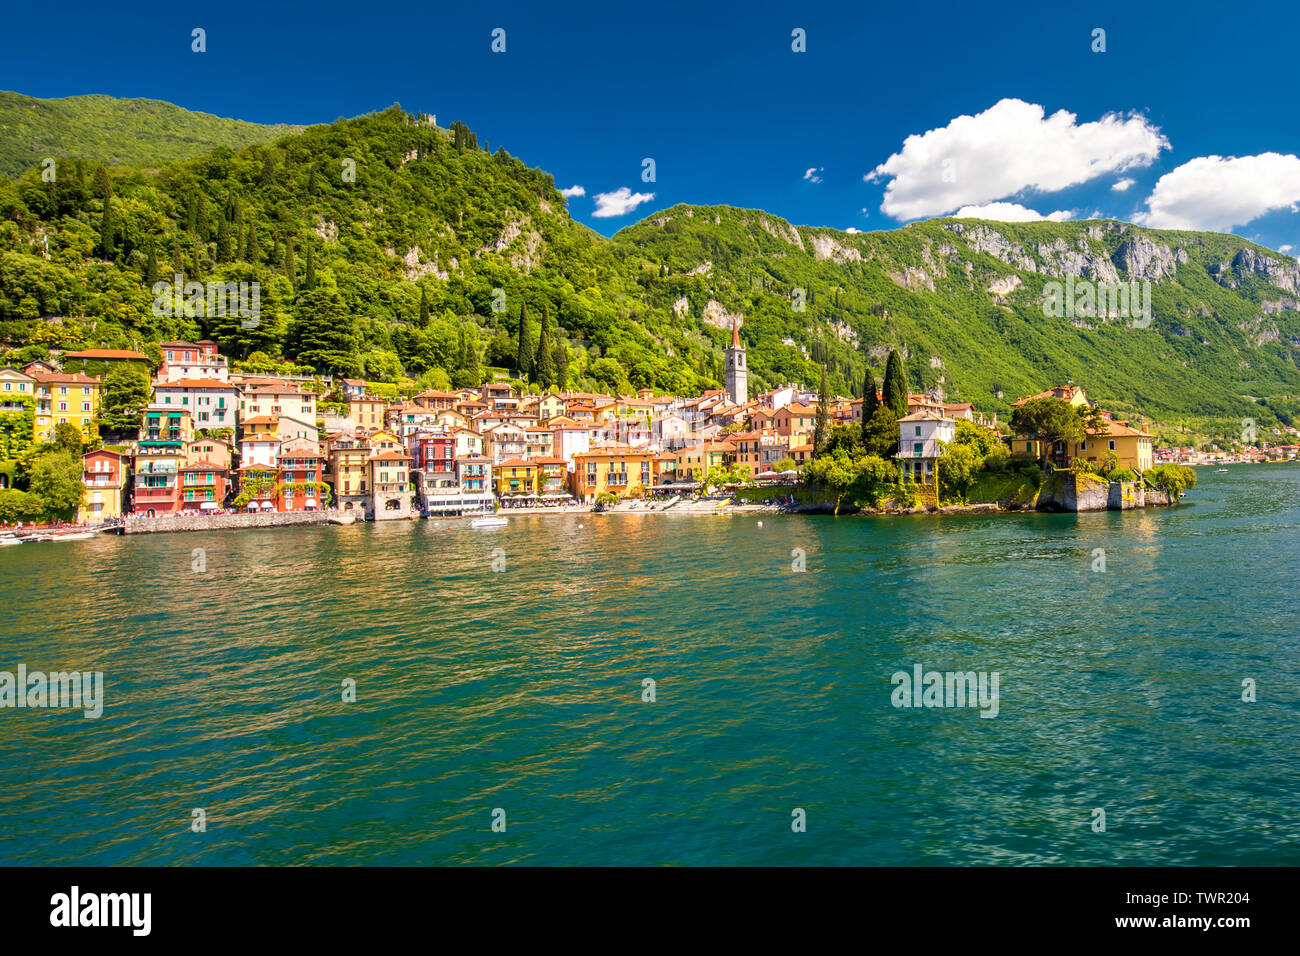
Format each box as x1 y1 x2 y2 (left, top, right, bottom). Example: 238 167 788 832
0 99 1296 427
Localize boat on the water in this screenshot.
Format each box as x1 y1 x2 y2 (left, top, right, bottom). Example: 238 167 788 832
0 534 21 546
1214 468 1229 473
51 530 97 540
469 516 508 529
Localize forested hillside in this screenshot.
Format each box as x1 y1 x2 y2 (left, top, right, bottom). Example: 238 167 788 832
0 91 300 177
2 101 1299 425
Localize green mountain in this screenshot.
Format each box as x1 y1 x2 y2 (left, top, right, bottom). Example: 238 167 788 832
0 91 301 178
1 100 1298 428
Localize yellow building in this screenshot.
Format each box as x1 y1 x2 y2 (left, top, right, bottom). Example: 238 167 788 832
495 459 539 497
348 395 386 431
1072 417 1154 472
31 370 103 442
572 446 660 499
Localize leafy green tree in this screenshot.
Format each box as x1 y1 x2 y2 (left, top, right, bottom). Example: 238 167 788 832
418 286 430 327
28 448 84 517
882 349 908 417
288 284 361 375
1010 397 1086 469
51 422 84 454
0 488 44 523
952 418 1001 457
937 442 980 502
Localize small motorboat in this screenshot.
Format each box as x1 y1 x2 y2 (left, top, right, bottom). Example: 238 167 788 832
51 529 97 540
470 515 508 529
0 535 21 546
1214 468 1229 473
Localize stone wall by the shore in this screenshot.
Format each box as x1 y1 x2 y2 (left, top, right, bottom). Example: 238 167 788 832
1038 473 1178 512
122 511 356 535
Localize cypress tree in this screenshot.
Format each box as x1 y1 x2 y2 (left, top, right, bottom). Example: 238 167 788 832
535 303 555 390
554 337 568 390
144 237 159 286
186 192 198 234
99 198 114 258
260 155 275 187
246 223 260 264
285 237 297 288
216 216 231 262
813 365 830 453
307 166 318 195
304 244 316 289
882 349 908 418
862 367 879 416
515 302 533 379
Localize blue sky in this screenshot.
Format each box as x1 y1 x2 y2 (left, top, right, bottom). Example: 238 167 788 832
3 0 1299 252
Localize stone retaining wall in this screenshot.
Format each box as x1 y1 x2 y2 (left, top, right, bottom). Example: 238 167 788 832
122 511 355 535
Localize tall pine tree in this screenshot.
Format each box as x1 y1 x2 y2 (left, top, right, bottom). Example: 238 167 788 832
554 336 568 390
861 366 879 444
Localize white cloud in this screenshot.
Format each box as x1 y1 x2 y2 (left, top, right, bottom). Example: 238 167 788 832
560 185 585 198
953 202 1072 223
867 98 1169 220
1134 153 1300 231
804 167 824 184
1281 244 1295 254
1112 177 1136 192
845 227 861 233
591 187 656 218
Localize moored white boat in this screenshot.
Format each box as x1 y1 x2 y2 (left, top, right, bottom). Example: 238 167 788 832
0 534 21 546
469 516 508 528
51 529 97 540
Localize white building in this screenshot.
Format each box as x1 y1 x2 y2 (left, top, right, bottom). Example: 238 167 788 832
894 411 956 483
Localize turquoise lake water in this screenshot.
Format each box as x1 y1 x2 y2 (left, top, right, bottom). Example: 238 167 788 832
1 466 1297 865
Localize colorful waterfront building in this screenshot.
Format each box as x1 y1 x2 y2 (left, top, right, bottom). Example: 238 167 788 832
132 405 192 515
276 437 326 512
495 458 539 498
153 378 240 433
572 446 659 500
79 449 127 524
894 410 956 484
369 449 414 520
30 370 102 443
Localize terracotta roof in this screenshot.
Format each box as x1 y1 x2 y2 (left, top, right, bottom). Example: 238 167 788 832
31 371 101 385
496 458 535 468
63 349 150 360
898 410 953 422
241 415 278 426
531 456 568 465
156 378 238 389
369 450 412 462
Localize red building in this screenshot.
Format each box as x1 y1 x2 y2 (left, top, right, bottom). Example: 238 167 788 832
276 437 325 511
178 461 230 511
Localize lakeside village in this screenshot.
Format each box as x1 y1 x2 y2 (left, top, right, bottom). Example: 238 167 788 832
0 320 1289 540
